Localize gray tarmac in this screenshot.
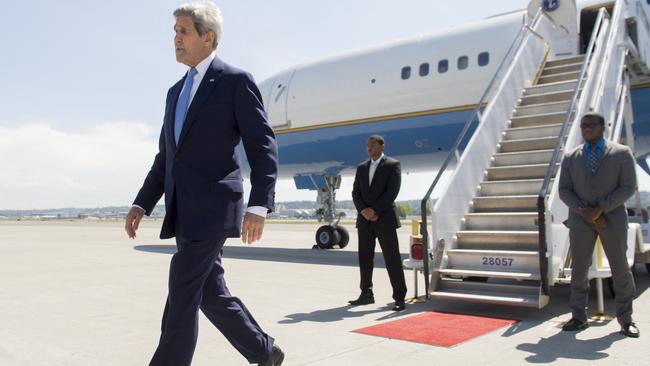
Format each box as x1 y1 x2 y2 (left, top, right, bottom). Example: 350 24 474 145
0 220 648 366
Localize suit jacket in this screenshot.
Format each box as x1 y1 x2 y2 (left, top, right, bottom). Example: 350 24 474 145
559 140 637 230
134 57 278 240
352 156 401 229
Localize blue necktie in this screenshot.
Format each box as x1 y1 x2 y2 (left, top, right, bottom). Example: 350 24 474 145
174 68 198 144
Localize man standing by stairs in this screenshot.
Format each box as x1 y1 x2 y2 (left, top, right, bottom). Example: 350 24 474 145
558 112 639 338
349 135 407 311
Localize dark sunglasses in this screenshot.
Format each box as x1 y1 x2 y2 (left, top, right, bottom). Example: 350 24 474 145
580 122 601 129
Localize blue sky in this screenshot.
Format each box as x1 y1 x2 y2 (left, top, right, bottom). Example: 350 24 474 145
0 0 647 209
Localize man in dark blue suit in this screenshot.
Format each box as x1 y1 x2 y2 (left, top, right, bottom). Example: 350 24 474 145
124 3 283 365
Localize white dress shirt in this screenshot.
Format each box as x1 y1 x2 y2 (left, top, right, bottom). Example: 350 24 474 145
368 153 385 185
134 52 268 218
181 51 215 105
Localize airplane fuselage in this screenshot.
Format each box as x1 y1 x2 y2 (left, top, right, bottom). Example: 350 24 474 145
253 0 650 179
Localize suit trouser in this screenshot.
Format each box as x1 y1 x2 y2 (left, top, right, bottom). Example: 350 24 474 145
569 227 636 325
357 222 407 301
149 236 273 366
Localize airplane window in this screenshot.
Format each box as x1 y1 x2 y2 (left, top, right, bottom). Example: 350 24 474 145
419 63 430 77
478 52 490 66
458 56 469 70
401 66 411 80
438 60 448 73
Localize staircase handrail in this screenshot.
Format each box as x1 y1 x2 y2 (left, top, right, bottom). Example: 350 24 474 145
536 7 609 296
420 9 550 297
592 0 629 124
611 71 631 142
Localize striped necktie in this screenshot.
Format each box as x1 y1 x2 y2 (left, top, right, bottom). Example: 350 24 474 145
589 147 600 173
174 68 198 144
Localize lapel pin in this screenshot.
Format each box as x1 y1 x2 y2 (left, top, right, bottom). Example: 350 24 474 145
209 79 215 82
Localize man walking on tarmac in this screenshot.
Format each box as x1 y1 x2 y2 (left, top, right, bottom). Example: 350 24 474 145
124 2 284 364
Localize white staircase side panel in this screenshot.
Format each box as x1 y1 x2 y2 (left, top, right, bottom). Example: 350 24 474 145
431 31 550 257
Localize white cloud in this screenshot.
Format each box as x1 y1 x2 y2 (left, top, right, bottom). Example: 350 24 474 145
0 120 443 209
2 121 648 210
0 122 158 209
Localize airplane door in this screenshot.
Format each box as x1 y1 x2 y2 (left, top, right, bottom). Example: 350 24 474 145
265 70 295 128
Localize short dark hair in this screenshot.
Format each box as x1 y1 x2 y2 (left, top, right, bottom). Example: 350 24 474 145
581 112 605 126
368 135 385 145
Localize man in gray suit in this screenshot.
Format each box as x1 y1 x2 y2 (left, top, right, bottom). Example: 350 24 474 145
559 112 639 338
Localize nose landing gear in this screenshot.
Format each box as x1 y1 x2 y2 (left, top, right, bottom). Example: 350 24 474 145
294 173 350 249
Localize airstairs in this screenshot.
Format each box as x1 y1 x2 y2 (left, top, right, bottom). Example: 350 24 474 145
421 0 650 308
434 57 583 308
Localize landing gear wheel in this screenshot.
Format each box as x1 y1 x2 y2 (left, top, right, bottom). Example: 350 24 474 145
335 226 350 249
316 225 340 249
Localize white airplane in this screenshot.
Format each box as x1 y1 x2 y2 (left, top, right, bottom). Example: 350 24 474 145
252 0 650 248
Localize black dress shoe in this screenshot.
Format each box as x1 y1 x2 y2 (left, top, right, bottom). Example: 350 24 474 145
348 293 375 305
259 344 284 366
621 322 640 338
392 301 406 311
562 318 589 331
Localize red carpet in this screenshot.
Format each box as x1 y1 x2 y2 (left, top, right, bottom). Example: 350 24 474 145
353 311 518 347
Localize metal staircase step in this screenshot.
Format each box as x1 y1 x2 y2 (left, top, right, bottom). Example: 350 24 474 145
514 100 571 117
486 163 558 180
510 111 569 128
499 136 559 153
539 71 580 84
432 279 544 308
523 80 577 96
446 249 540 274
519 90 573 106
455 230 538 250
472 195 537 212
545 56 584 67
439 268 541 281
479 179 550 196
492 149 554 166
541 62 583 76
464 212 538 231
504 123 566 140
